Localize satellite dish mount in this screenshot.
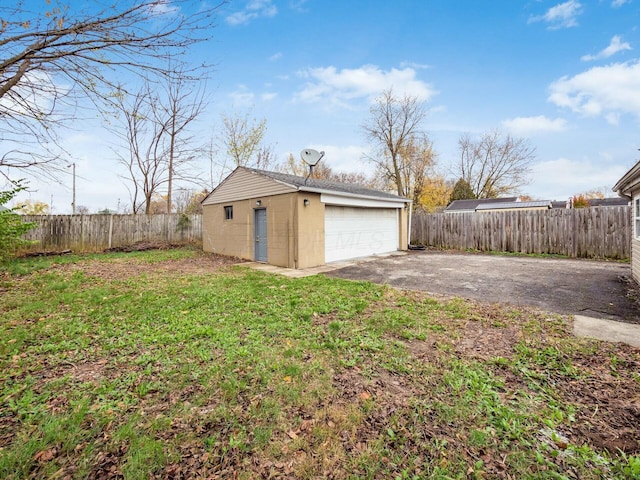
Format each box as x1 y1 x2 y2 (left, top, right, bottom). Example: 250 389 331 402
300 148 325 184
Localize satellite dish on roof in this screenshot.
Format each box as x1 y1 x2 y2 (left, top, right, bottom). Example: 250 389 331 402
300 148 325 185
300 148 324 166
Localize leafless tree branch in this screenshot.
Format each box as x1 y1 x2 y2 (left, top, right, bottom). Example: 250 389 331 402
0 0 223 180
457 129 535 198
362 88 434 199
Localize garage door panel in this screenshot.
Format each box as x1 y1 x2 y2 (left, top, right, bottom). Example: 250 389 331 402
325 206 398 263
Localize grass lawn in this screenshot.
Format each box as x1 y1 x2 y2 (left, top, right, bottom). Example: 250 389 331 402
1 248 639 479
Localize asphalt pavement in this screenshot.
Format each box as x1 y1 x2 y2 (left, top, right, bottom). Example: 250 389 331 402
326 251 640 325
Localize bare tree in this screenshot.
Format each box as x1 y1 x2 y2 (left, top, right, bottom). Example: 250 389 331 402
112 73 204 214
254 144 278 171
456 130 535 198
280 153 378 188
362 88 433 198
155 65 207 213
221 111 266 166
212 110 275 179
0 0 221 181
394 133 437 204
174 188 208 214
113 85 164 214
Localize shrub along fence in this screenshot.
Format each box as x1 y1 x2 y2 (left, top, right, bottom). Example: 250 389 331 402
20 214 203 253
411 206 631 260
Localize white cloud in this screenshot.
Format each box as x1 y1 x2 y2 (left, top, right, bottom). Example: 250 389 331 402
147 0 180 16
581 35 632 61
229 85 255 106
226 0 277 26
530 157 625 199
0 70 68 123
399 61 430 70
612 0 630 7
304 144 370 173
289 0 309 13
528 1 583 29
228 86 276 104
294 64 436 108
502 116 568 136
268 52 283 61
605 112 620 125
548 61 640 120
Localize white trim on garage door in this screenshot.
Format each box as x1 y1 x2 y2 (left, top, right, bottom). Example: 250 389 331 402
325 206 399 263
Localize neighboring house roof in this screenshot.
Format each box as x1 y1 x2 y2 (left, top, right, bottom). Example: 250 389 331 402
444 197 518 212
552 198 627 208
475 200 552 211
587 197 630 207
613 160 640 198
202 166 410 205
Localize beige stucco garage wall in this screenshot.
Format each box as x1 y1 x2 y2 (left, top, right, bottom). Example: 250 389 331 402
203 193 295 267
399 205 409 250
295 192 324 268
202 191 326 269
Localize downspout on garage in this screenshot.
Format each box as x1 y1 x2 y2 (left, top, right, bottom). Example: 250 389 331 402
407 202 412 249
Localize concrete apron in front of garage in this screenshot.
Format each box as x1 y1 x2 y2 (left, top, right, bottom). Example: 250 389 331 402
573 316 640 348
239 251 408 278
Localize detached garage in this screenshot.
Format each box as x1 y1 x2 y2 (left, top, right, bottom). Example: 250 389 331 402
201 166 410 269
614 160 640 284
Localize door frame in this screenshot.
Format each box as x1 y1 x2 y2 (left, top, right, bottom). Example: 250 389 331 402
254 208 268 262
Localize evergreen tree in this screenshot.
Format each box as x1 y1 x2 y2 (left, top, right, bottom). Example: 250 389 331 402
448 178 476 204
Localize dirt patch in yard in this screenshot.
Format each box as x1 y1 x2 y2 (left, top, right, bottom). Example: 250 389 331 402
50 252 244 281
333 367 416 408
555 343 640 454
460 313 640 456
397 298 640 458
457 321 522 360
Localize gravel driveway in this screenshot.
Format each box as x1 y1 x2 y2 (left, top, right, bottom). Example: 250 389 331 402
327 251 640 324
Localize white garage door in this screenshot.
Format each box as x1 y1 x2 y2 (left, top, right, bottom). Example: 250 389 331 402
325 206 399 263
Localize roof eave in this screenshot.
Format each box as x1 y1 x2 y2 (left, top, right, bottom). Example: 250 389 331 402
613 160 640 198
205 166 410 205
299 185 410 204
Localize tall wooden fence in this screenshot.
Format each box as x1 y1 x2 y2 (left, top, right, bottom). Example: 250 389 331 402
411 206 631 259
21 214 203 253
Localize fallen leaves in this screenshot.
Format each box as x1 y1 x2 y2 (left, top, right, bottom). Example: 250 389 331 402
34 447 57 462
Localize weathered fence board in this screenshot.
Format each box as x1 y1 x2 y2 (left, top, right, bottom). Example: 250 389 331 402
411 206 631 259
21 214 203 253
20 208 631 259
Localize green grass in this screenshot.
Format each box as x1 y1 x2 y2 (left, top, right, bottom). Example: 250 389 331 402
1 248 639 479
2 246 201 276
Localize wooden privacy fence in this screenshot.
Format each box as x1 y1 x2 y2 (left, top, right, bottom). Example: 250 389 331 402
21 214 203 253
411 206 631 259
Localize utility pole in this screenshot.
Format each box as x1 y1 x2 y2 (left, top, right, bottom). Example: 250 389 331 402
68 163 76 214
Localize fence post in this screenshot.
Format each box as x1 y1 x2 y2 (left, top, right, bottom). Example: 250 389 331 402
108 215 114 249
409 207 630 260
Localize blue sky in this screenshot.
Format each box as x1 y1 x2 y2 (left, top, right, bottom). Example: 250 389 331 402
13 0 640 212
